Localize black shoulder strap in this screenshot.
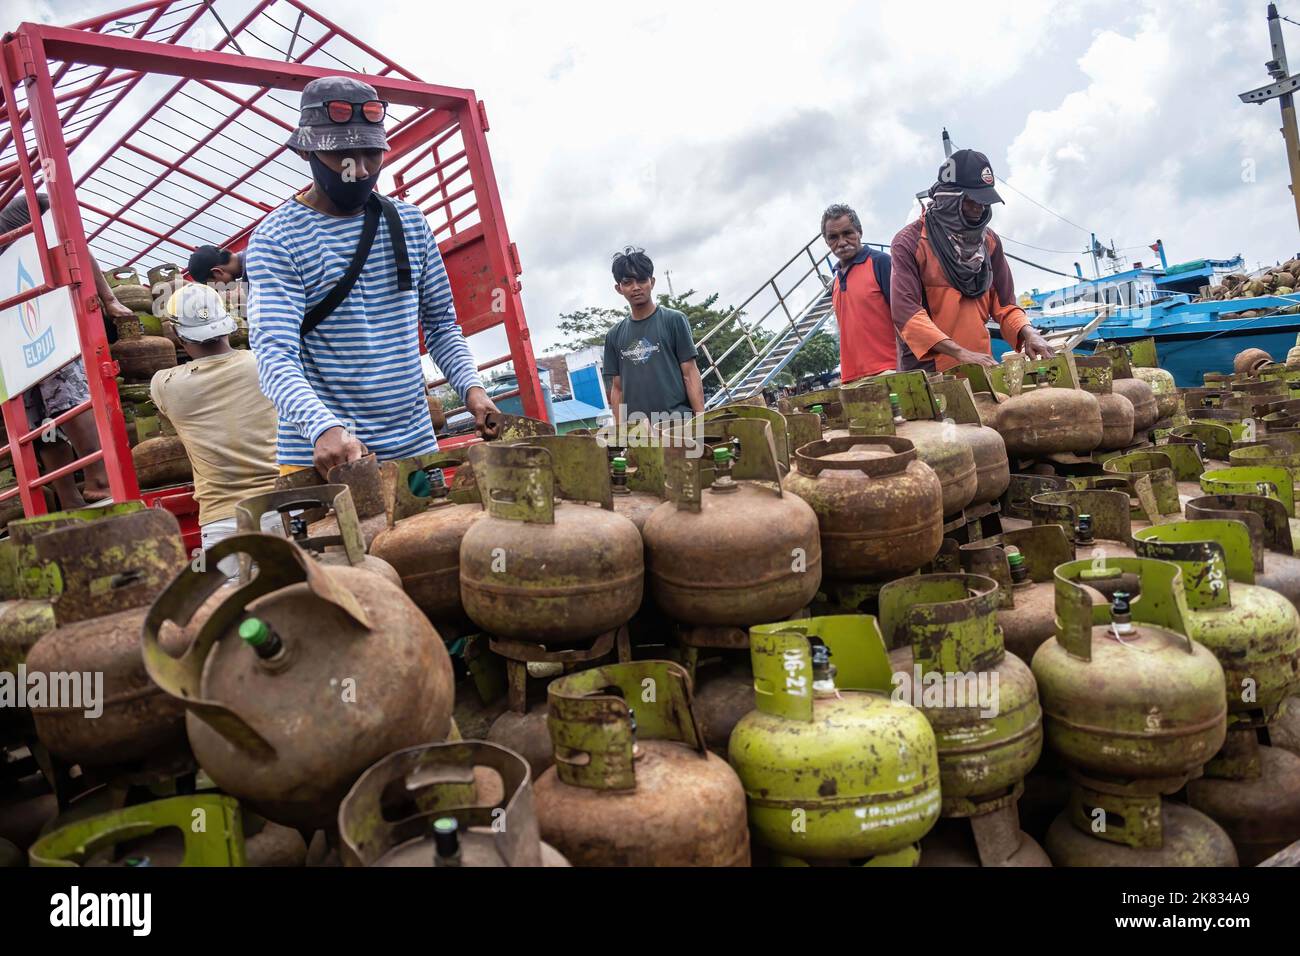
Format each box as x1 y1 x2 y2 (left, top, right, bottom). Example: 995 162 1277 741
301 194 413 339
871 249 892 307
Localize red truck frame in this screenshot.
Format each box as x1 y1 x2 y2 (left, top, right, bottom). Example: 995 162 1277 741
0 0 545 549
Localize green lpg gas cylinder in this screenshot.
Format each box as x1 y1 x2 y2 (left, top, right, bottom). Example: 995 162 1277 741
728 615 940 865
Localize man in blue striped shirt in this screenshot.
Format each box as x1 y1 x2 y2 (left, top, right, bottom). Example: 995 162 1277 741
247 76 497 477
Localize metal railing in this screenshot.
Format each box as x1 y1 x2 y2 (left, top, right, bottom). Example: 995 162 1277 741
694 234 886 405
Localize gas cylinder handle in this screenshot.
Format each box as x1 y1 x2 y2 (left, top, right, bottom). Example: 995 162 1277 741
1052 556 1193 661
878 573 1003 673
35 508 187 626
1186 493 1293 560
863 371 941 422
749 615 895 722
1171 421 1234 462
234 485 365 573
477 444 556 524
928 377 983 426
481 411 556 443
1200 464 1295 514
142 534 372 759
29 795 246 868
793 435 917 478
509 434 614 510
1030 489 1133 545
547 661 704 792
700 417 784 495
1134 520 1256 608
380 451 476 526
338 741 544 868
838 380 895 437
699 406 791 469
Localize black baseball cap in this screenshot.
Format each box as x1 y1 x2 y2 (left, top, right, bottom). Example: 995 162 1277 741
936 149 1004 205
188 245 231 283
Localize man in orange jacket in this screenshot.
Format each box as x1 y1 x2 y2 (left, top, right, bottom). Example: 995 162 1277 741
891 149 1054 371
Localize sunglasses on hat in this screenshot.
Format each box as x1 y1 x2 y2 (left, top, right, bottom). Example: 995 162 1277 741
322 99 388 125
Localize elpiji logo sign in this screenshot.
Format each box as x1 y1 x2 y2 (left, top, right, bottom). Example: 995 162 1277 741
17 257 55 368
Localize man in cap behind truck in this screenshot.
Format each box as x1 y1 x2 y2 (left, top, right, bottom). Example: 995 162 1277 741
247 76 497 480
890 148 1055 371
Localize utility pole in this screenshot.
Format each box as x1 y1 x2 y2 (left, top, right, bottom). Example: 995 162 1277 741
665 270 676 298
1240 4 1300 233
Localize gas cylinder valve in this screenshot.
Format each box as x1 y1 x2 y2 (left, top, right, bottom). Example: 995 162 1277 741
1075 513 1094 545
711 446 738 493
1007 548 1029 585
611 456 630 495
1110 591 1135 636
239 617 284 660
432 817 462 867
889 392 906 425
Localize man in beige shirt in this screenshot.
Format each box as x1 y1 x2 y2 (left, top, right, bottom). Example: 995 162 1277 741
153 284 279 570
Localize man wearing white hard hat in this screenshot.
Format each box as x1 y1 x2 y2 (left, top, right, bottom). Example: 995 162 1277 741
153 284 280 567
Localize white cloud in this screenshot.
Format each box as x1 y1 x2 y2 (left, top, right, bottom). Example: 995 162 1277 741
6 0 1297 357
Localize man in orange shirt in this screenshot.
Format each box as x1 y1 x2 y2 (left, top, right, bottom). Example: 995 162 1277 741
823 204 898 383
891 149 1054 371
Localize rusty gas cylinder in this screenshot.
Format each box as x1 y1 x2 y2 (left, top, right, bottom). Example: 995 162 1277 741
26 509 190 771
1112 378 1160 435
1186 731 1300 866
534 661 751 866
880 574 1047 867
643 419 820 627
1034 558 1235 866
782 436 942 582
131 417 192 489
110 315 176 383
1075 356 1135 452
460 438 643 643
990 356 1104 459
1095 392 1136 450
919 817 1051 867
1133 519 1300 731
1032 559 1227 783
1043 799 1237 867
1235 347 1274 377
729 616 940 865
142 533 454 831
1274 695 1300 758
235 485 401 588
691 656 756 758
340 741 569 867
1186 493 1300 611
1133 367 1179 421
836 380 978 516
304 456 390 549
369 454 483 625
910 376 1011 506
486 699 554 779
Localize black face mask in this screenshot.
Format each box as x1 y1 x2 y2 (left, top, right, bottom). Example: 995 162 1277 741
308 153 378 212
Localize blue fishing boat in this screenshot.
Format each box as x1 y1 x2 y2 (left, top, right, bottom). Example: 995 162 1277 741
990 255 1300 386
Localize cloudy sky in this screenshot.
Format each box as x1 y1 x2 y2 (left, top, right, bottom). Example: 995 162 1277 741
9 0 1299 359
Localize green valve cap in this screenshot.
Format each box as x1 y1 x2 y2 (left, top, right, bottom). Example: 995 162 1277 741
889 393 900 402
713 447 731 463
612 456 627 472
1007 550 1025 567
810 405 824 414
239 617 271 647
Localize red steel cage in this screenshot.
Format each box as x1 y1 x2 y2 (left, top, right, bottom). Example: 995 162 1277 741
0 0 545 549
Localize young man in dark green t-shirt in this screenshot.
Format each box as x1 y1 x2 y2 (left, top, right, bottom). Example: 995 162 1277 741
602 247 705 427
